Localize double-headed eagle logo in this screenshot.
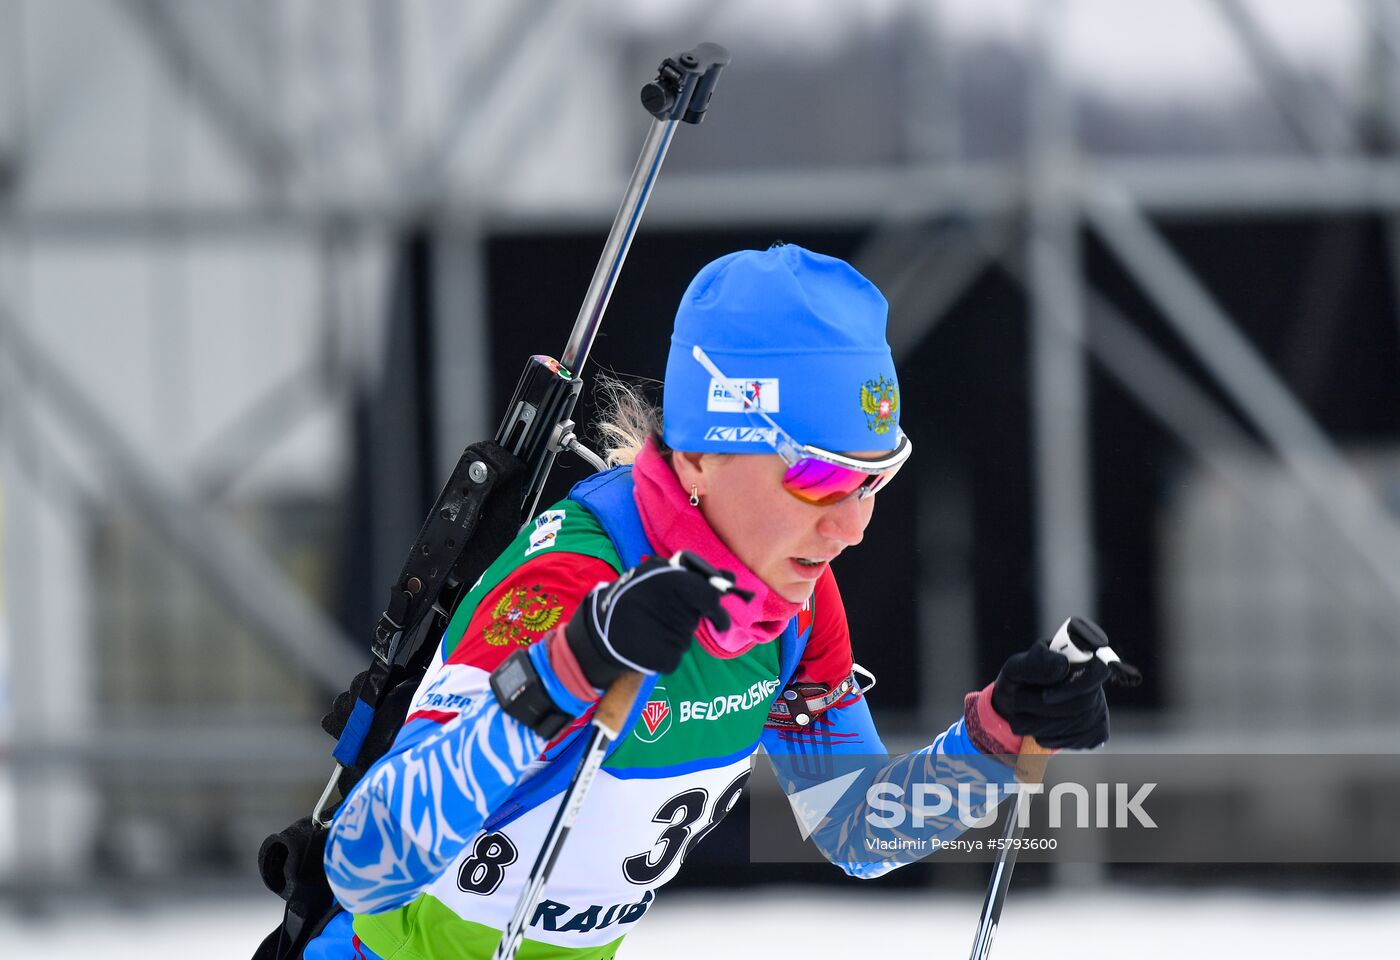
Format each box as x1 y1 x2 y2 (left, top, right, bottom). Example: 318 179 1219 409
860 376 899 434
484 584 564 647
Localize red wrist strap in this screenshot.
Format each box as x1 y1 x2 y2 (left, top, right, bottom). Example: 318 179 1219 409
963 682 1023 756
544 625 599 705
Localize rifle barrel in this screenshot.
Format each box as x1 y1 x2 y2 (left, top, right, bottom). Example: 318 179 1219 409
560 115 679 375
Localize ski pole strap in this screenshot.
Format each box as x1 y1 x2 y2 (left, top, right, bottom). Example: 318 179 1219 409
765 664 875 729
330 655 397 769
371 588 412 665
767 674 856 728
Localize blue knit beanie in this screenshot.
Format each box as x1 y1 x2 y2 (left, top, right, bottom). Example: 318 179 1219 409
663 244 901 454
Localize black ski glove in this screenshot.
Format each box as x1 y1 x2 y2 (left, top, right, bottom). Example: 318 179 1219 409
990 618 1114 750
566 550 742 690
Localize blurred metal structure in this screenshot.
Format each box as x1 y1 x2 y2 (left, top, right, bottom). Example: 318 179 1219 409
0 0 1398 908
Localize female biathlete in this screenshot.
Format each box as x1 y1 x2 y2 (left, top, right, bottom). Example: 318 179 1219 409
309 243 1113 959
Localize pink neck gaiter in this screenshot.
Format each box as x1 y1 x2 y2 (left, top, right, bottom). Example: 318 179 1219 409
632 438 802 659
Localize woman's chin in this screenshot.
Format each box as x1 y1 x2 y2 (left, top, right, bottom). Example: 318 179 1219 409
774 580 817 604
750 563 818 604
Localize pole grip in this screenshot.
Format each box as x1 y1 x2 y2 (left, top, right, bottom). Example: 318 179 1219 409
594 672 643 738
1014 735 1053 786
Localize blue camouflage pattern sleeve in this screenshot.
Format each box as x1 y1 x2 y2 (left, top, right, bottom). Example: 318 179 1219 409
323 670 546 915
763 698 1017 879
763 688 888 755
322 546 614 917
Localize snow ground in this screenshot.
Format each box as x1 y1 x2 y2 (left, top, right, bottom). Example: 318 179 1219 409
0 888 1394 958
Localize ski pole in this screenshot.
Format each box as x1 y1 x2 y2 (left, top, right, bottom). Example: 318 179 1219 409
968 736 1052 960
491 554 752 960
490 672 642 960
968 618 1140 960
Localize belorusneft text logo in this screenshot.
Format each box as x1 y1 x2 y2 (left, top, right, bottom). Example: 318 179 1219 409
866 781 1157 830
679 678 780 722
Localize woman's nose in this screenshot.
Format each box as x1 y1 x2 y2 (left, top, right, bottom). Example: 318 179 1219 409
816 493 871 547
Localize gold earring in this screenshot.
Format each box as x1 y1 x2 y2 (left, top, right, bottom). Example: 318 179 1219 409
689 485 700 507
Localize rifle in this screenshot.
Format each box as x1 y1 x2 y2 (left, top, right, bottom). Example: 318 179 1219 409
253 43 731 960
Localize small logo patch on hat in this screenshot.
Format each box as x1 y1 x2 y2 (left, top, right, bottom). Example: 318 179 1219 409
860 377 899 434
707 378 780 413
703 426 777 443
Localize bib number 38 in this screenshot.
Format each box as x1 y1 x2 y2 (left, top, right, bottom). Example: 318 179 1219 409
622 770 750 885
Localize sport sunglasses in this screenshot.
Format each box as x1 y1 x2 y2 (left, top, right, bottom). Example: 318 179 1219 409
691 345 913 506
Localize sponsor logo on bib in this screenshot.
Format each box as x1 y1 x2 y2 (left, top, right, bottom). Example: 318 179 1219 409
633 685 673 743
678 677 780 723
531 890 655 934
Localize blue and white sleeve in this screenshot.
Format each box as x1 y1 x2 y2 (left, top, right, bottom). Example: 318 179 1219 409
762 695 1017 879
323 660 548 915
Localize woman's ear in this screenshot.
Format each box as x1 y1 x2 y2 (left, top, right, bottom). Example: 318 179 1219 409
668 449 707 494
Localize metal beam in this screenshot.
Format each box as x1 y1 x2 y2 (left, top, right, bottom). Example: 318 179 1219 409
1365 0 1400 72
0 166 1021 236
1083 182 1400 612
1081 289 1398 627
1026 0 1100 891
430 223 492 481
398 0 559 208
0 0 23 201
852 218 1011 361
186 358 334 500
369 0 405 173
16 156 1400 239
0 303 359 693
6 725 332 779
1094 157 1400 215
1028 0 1094 631
997 241 1400 624
186 231 354 499
117 0 295 189
902 0 962 164
1365 0 1400 373
1211 0 1356 155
